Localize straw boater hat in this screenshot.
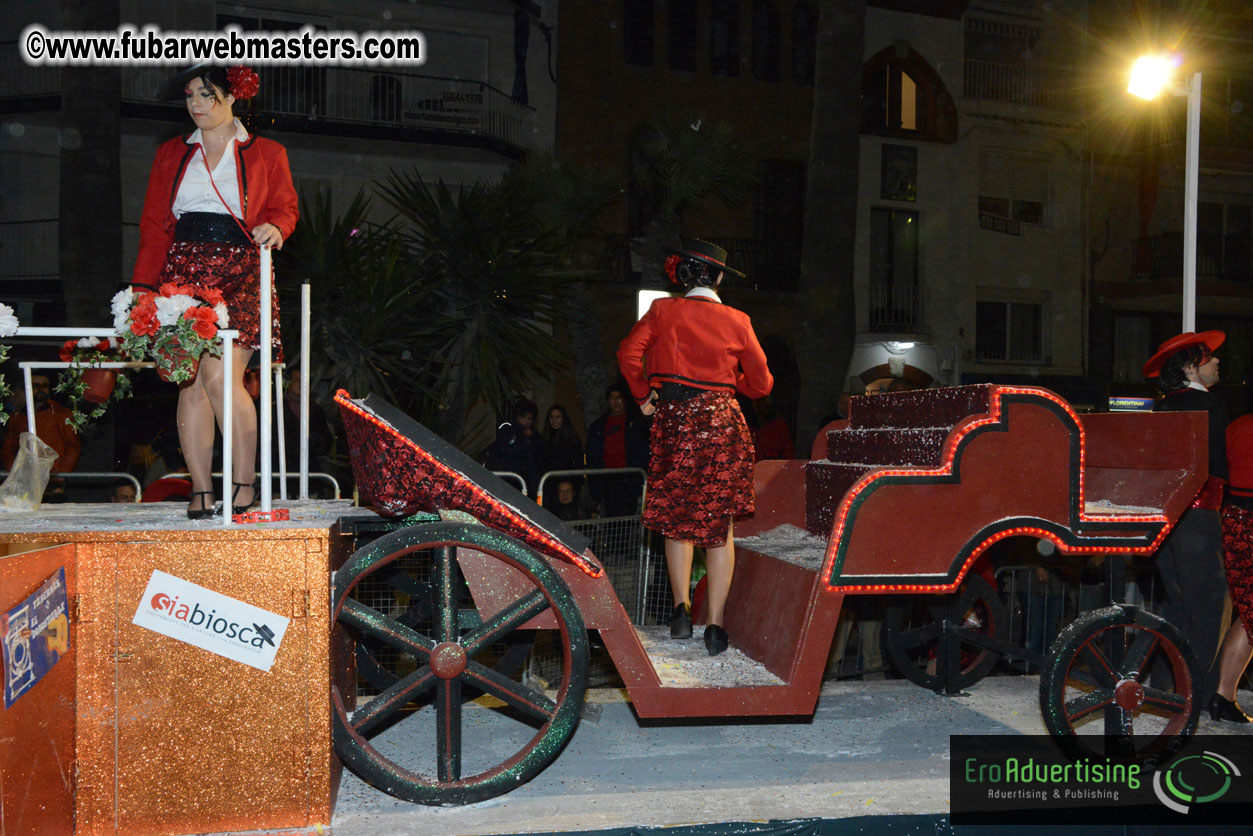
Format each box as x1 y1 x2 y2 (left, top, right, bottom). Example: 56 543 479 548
1142 330 1225 378
666 239 745 278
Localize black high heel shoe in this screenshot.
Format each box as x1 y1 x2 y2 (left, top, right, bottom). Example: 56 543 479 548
704 624 729 656
1208 693 1252 723
187 491 216 520
669 603 692 639
231 481 258 516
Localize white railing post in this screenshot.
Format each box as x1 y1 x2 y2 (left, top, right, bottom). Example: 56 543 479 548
300 282 311 500
259 245 273 513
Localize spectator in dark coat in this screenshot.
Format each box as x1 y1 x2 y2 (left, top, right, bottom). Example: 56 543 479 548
486 397 545 497
585 382 649 517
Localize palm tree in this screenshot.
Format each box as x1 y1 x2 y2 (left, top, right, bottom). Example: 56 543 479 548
795 0 864 451
629 115 759 287
499 151 621 426
377 172 577 445
276 187 446 419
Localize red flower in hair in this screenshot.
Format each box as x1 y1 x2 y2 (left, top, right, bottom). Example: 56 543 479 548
664 254 682 284
226 65 260 100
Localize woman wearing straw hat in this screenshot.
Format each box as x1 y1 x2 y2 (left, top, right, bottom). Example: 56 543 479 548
618 240 773 656
132 64 298 519
1143 330 1229 712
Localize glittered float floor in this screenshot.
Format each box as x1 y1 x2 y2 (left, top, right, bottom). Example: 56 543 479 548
635 625 784 687
0 498 375 534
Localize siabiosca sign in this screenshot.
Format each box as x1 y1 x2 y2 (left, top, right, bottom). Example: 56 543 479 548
132 570 289 672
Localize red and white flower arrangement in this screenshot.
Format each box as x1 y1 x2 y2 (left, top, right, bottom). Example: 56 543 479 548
0 302 18 424
55 336 134 432
112 284 229 383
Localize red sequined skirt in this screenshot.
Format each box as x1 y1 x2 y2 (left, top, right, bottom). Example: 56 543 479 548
1222 503 1253 641
642 390 754 547
158 241 282 359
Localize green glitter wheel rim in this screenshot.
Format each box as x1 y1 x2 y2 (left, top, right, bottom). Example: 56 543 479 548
880 573 1007 691
331 521 589 806
1039 605 1198 764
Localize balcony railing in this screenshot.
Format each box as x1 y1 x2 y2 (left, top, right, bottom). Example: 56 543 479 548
1132 231 1253 282
1 41 537 152
963 59 1076 110
868 282 923 333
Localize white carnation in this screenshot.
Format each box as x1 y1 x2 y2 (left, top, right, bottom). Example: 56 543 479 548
154 293 198 327
214 303 229 328
77 336 100 349
111 289 134 334
0 303 18 338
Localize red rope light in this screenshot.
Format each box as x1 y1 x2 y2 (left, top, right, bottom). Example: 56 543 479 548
822 386 1172 594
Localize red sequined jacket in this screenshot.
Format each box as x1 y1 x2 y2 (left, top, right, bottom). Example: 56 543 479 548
617 295 773 405
131 134 299 287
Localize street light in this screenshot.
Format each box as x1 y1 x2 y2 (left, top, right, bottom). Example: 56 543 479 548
1128 55 1202 332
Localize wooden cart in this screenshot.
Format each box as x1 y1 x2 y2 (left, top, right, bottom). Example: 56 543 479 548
331 383 1208 805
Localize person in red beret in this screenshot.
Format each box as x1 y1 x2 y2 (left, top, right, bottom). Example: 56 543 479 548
1143 330 1229 713
618 240 773 656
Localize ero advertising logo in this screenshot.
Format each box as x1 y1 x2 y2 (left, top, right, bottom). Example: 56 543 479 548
132 570 289 672
1154 750 1241 814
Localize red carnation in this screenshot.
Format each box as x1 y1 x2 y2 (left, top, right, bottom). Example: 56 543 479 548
185 306 218 340
226 65 260 100
159 282 196 298
60 340 76 362
198 287 225 307
130 304 160 337
664 254 682 284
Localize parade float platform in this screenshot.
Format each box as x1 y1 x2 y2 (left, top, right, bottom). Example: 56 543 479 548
0 500 369 836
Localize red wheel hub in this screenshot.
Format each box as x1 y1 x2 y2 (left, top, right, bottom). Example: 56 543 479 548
430 641 468 679
1114 678 1144 710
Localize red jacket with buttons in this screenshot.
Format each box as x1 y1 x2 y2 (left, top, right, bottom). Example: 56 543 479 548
131 133 299 287
617 295 773 405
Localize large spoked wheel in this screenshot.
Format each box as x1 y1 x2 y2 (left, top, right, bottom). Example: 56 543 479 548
1039 605 1199 764
332 521 589 806
880 574 1008 691
352 563 534 694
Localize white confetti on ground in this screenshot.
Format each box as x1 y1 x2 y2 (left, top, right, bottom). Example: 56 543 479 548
735 523 828 570
634 625 784 687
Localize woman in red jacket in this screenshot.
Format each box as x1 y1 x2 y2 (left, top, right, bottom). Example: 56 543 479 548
132 65 298 519
618 240 773 655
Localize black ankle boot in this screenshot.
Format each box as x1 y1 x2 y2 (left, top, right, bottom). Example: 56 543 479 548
1208 693 1252 723
669 603 692 639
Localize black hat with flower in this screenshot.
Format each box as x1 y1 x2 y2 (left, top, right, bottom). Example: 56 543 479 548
167 63 260 103
663 239 745 288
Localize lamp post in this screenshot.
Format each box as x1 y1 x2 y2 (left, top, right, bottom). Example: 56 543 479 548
1129 56 1201 333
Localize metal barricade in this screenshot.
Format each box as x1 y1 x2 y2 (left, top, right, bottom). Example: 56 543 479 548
0 470 143 502
996 557 1160 674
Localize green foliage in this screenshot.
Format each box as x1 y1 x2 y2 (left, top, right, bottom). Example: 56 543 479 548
279 168 590 447
629 115 759 220
277 188 445 418
376 171 578 441
55 365 134 434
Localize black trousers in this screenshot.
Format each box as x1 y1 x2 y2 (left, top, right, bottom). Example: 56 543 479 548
1155 507 1230 702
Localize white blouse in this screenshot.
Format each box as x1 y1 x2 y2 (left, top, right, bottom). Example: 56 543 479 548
172 118 248 219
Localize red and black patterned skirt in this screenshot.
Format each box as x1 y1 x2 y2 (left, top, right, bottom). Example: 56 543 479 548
642 390 754 547
1222 503 1253 641
158 240 282 359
